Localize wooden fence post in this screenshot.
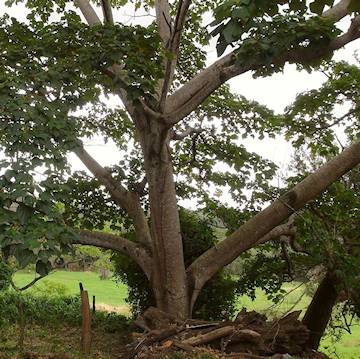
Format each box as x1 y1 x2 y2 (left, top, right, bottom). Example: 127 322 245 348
80 283 91 356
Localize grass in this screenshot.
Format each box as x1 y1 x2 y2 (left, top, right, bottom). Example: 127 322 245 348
322 325 360 359
12 271 360 359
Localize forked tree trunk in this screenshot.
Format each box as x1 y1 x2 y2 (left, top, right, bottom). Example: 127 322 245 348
302 272 339 350
72 0 360 324
139 117 189 318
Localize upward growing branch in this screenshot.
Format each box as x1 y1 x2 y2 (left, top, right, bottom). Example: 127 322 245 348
101 0 114 24
157 0 192 110
323 0 353 20
74 0 102 25
155 0 172 45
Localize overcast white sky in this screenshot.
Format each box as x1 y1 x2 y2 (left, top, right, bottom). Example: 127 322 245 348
1 2 359 181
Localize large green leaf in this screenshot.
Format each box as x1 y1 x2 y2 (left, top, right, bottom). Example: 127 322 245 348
16 204 34 226
35 260 51 277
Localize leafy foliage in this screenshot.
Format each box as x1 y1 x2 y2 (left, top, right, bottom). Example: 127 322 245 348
212 0 359 58
0 289 130 331
0 7 161 271
213 8 339 77
61 171 129 231
0 261 12 291
285 61 360 154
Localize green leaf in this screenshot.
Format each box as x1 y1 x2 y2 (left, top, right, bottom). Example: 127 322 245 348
223 21 242 43
36 260 51 277
17 249 35 268
4 169 15 182
289 0 306 12
309 0 326 14
232 7 250 21
16 204 34 225
216 38 229 56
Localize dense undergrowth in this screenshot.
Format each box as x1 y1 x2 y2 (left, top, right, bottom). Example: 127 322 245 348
0 290 130 333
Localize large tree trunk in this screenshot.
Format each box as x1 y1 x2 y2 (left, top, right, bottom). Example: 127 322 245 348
302 272 339 350
139 117 189 318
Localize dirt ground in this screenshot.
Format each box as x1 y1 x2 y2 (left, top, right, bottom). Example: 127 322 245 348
0 324 129 359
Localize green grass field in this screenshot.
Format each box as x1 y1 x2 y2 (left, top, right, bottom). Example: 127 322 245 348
14 270 128 308
13 271 360 358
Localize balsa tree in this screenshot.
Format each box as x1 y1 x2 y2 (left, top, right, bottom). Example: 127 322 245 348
0 0 360 319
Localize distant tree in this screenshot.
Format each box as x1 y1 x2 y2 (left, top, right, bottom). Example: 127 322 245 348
0 0 359 319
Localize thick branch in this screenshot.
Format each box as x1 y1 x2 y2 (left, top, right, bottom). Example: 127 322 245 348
164 53 241 122
323 0 352 21
187 139 360 306
327 15 360 50
73 146 152 247
74 146 131 206
75 230 152 277
165 8 360 124
256 216 296 246
74 0 101 25
156 0 172 45
101 0 114 24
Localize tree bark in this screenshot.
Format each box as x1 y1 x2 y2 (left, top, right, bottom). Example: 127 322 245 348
323 0 352 20
138 118 189 318
74 0 101 25
302 272 339 350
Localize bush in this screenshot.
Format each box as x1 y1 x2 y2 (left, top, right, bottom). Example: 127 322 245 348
0 290 130 331
0 261 12 291
113 209 239 320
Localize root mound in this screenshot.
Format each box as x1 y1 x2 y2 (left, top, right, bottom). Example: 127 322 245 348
121 307 329 359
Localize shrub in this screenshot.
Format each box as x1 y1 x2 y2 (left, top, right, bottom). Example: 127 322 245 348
0 261 12 291
0 290 130 331
113 209 239 320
